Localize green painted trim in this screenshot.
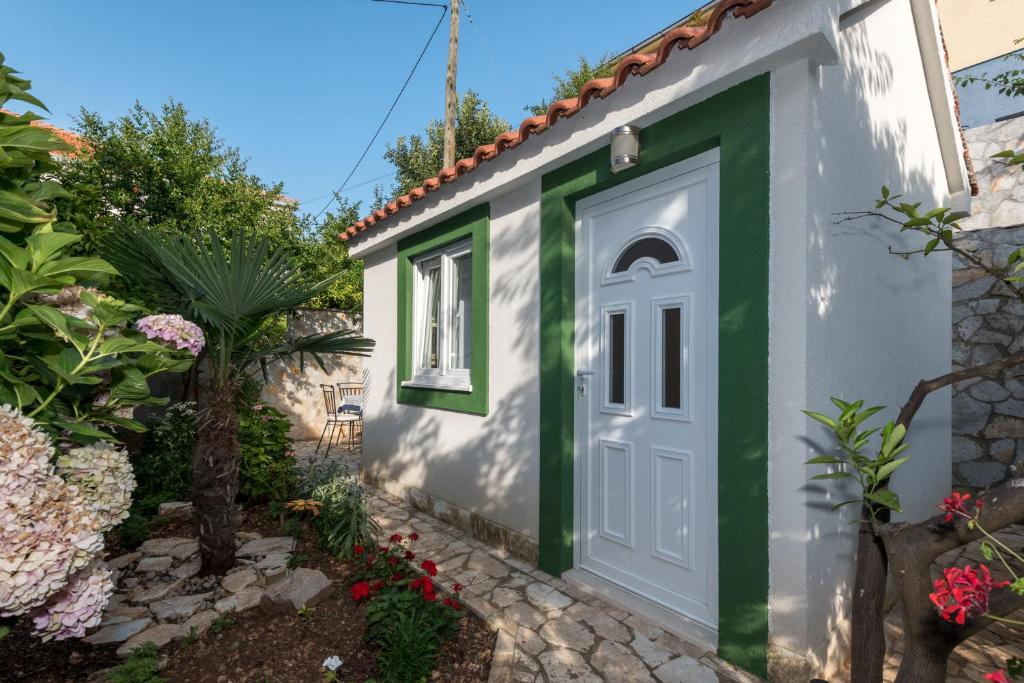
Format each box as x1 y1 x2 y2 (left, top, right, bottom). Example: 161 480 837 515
538 75 771 677
396 203 489 416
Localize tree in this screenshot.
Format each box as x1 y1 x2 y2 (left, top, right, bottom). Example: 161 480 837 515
525 53 617 116
103 229 374 574
383 90 509 196
53 101 305 308
294 197 364 311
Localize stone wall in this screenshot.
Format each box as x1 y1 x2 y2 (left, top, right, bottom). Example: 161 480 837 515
952 225 1024 489
259 308 364 441
960 116 1024 232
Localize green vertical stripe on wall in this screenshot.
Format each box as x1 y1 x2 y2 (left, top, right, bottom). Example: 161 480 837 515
537 75 771 678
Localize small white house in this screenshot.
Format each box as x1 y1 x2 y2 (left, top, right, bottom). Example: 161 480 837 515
342 0 971 678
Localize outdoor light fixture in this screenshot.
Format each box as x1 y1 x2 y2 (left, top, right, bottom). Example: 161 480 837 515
610 125 641 174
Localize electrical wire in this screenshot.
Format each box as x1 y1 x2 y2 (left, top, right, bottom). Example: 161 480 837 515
460 0 507 89
313 3 448 220
301 170 398 213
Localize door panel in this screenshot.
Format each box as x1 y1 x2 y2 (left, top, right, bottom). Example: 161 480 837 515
574 151 719 628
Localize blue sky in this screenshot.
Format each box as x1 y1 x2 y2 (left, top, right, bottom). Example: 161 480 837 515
4 0 703 218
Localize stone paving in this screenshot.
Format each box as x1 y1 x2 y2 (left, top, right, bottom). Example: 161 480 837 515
292 440 760 683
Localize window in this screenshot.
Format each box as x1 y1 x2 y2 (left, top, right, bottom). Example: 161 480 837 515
612 236 680 273
408 238 473 390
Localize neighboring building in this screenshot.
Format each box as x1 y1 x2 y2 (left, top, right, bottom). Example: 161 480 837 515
341 0 970 679
939 0 1024 127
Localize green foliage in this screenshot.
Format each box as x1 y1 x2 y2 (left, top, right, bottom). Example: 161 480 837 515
805 398 911 524
133 402 198 500
384 91 510 196
365 588 460 683
954 40 1024 99
293 201 364 311
0 51 194 442
210 613 235 634
237 401 296 503
107 643 165 683
525 53 617 116
301 460 379 559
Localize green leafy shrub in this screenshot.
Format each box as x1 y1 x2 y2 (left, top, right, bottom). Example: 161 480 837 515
353 536 463 683
107 643 165 683
133 402 197 499
301 461 379 559
237 401 295 503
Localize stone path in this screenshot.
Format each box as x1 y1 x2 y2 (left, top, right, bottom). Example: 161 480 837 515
292 441 759 683
883 524 1024 682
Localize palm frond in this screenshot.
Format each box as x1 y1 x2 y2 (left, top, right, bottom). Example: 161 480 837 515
244 329 375 378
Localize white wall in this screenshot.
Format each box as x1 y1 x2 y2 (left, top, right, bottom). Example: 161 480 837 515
361 180 542 538
768 0 965 676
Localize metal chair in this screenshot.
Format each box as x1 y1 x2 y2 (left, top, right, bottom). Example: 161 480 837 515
316 384 359 456
337 381 364 450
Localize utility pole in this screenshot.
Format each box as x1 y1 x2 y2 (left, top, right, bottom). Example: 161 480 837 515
443 0 459 169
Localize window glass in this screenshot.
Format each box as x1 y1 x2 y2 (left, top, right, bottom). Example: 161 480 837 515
662 306 682 409
612 236 680 273
420 265 441 369
450 253 473 369
411 239 473 388
609 312 626 405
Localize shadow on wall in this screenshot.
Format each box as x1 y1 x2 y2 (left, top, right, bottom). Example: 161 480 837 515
777 2 959 677
358 185 542 547
260 308 365 440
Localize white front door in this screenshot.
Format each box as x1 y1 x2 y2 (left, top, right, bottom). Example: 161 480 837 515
574 150 719 628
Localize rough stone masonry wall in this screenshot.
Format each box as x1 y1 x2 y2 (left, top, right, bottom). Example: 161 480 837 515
951 117 1024 490
952 226 1024 489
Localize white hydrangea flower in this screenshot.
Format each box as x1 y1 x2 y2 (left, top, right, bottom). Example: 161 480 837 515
0 405 104 617
57 442 136 531
29 563 113 641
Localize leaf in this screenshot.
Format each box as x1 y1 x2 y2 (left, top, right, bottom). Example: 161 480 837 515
26 231 81 266
865 489 901 512
874 456 909 482
806 455 844 465
38 255 118 279
811 472 854 481
55 421 115 440
803 410 836 430
0 188 54 224
980 541 995 562
109 366 152 403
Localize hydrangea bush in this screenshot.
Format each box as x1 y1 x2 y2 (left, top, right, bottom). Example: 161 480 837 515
0 52 197 642
136 313 205 356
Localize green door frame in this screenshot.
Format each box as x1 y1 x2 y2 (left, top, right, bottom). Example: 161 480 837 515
537 74 771 677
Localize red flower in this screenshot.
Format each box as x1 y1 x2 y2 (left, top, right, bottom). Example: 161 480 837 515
420 559 438 577
390 572 403 582
387 556 399 566
404 550 416 560
409 533 419 541
389 533 403 543
351 581 371 601
452 582 463 593
423 592 438 602
940 492 973 523
977 498 985 510
985 671 1011 683
443 597 454 607
353 545 365 555
453 601 462 611
378 546 388 553
371 580 384 592
929 564 1010 625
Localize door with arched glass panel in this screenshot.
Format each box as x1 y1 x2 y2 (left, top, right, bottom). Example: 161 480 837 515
574 150 720 629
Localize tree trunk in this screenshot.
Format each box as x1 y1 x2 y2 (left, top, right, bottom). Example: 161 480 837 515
193 381 240 575
852 509 889 683
893 633 956 683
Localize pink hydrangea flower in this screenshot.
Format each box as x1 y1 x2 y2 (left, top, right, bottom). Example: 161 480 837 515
135 314 205 356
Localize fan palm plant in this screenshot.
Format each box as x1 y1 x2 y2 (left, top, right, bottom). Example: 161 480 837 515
104 228 373 574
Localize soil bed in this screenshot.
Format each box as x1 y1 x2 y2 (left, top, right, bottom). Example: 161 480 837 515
0 505 495 682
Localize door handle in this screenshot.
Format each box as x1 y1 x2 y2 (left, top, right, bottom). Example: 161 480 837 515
576 369 596 377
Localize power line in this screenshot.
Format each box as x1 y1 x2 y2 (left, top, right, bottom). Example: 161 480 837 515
314 3 448 220
371 0 445 7
300 170 398 211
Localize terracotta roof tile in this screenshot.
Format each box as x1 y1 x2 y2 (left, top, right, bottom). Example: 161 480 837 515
342 0 775 241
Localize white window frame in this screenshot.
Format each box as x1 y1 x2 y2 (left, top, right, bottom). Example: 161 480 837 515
403 238 473 392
